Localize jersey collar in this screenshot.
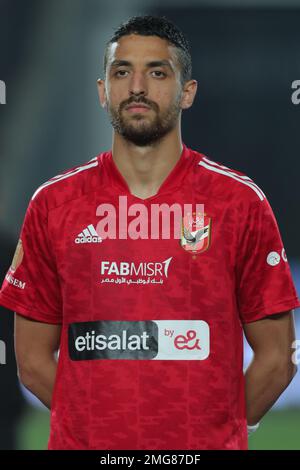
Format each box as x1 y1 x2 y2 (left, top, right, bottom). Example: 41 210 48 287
100 143 194 201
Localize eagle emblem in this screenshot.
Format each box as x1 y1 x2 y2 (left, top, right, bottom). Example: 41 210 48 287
180 212 211 253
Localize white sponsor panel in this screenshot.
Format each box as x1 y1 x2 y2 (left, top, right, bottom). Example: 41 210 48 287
154 320 210 360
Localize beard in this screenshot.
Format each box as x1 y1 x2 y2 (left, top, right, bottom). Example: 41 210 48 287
107 96 182 147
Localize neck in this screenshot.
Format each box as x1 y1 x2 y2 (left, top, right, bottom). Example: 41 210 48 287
111 126 183 199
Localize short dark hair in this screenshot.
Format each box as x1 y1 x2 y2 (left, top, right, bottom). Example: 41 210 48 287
103 15 192 86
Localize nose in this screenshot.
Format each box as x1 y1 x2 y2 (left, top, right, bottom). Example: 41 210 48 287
129 71 148 96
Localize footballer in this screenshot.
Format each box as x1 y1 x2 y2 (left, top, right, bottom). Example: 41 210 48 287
0 15 299 450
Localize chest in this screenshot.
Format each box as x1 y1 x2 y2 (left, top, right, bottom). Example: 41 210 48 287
48 192 239 321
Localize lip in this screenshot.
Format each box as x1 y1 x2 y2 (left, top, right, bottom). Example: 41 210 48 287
126 104 151 112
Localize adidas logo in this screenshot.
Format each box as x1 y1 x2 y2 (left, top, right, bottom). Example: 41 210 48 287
75 224 102 244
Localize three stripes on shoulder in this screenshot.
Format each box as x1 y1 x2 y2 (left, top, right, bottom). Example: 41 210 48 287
31 157 98 201
199 157 266 201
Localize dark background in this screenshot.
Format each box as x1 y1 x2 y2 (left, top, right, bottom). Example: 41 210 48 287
0 0 299 450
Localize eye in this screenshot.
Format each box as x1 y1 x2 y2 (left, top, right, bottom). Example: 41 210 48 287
115 70 129 77
151 70 166 78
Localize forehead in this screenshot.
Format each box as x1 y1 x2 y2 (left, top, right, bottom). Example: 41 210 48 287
107 34 177 66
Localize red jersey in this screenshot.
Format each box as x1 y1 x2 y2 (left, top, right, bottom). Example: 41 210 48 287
0 143 299 450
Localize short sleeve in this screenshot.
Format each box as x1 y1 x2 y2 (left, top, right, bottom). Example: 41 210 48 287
0 195 62 324
236 195 300 323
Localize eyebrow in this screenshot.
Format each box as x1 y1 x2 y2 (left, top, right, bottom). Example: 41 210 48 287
110 59 174 71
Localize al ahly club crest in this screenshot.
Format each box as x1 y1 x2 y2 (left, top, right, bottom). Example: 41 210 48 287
180 212 212 254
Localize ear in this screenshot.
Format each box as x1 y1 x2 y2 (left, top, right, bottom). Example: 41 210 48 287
97 79 107 109
180 79 198 110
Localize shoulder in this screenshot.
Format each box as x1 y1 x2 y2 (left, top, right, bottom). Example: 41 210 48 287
29 154 104 212
192 149 266 204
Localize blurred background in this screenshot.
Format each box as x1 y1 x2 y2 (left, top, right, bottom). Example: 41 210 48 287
1 0 300 450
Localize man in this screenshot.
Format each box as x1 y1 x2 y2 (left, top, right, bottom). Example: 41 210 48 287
0 15 299 450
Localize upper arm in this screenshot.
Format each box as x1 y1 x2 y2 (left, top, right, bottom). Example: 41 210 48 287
243 310 296 362
14 312 62 370
0 195 63 324
236 195 300 323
